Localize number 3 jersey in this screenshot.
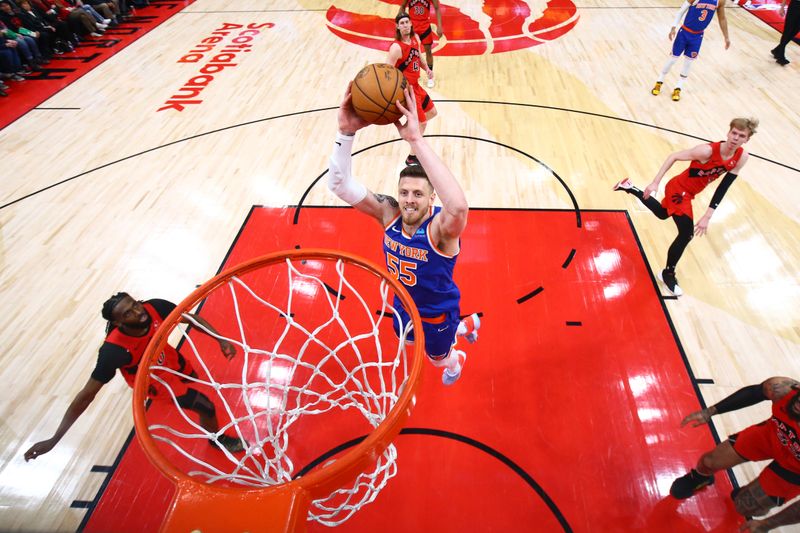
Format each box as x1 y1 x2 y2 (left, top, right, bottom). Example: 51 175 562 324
383 206 461 317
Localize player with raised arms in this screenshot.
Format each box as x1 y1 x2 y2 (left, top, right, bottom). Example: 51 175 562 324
327 84 478 386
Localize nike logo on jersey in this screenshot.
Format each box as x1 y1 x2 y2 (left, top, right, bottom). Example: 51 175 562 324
437 326 449 332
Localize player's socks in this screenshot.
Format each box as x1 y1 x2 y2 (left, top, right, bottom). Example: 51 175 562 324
659 56 678 79
670 469 714 499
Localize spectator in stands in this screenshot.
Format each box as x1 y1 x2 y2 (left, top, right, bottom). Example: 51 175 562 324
17 0 71 53
0 18 45 69
51 0 105 38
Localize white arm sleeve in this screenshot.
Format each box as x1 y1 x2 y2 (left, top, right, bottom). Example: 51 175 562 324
328 132 368 206
672 1 691 28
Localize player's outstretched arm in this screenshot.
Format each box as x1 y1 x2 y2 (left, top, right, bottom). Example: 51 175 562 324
679 378 794 428
24 378 105 461
644 143 711 199
717 0 731 49
328 84 400 226
181 313 236 359
397 0 408 16
394 86 467 240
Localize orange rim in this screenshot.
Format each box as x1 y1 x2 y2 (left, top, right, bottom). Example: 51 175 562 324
132 248 424 503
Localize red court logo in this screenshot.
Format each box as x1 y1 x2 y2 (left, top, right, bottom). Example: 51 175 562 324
326 0 578 56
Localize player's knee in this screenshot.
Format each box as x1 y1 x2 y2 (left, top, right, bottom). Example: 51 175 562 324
427 352 449 367
699 449 723 471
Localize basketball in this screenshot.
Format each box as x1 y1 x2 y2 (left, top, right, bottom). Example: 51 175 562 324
351 63 407 126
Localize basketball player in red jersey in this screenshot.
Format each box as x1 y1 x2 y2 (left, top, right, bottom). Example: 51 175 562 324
398 0 442 88
613 117 757 297
670 377 800 532
388 12 438 166
24 292 245 461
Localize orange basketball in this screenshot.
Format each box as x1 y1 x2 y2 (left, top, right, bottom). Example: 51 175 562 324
351 63 407 126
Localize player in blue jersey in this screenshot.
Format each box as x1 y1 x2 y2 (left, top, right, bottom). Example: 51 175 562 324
327 83 480 386
651 0 730 101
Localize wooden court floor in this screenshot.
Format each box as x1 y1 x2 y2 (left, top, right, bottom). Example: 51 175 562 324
1 0 798 531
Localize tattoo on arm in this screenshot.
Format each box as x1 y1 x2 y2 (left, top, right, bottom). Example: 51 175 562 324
766 378 800 400
373 193 399 208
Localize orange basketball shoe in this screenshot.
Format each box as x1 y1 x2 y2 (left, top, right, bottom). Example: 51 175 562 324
458 313 480 344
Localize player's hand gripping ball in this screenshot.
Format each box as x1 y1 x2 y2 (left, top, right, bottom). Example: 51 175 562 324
350 63 408 125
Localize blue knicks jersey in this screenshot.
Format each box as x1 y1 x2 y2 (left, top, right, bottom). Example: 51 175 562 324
383 206 460 317
683 0 718 33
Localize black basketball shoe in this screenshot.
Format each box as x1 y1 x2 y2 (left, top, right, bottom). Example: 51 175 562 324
670 469 714 499
659 268 684 297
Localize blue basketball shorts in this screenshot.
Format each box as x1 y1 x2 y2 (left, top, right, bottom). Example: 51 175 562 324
392 305 461 359
672 29 704 58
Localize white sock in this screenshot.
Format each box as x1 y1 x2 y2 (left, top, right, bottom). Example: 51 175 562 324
676 58 693 89
659 56 679 81
445 350 463 373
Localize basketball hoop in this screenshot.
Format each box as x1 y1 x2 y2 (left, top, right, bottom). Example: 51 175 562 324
132 249 424 532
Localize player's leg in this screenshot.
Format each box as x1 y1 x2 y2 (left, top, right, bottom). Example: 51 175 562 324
733 477 785 517
177 387 245 452
658 214 693 296
612 179 671 220
420 310 467 385
773 0 800 65
672 36 701 101
671 440 748 498
671 56 695 101
653 30 686 95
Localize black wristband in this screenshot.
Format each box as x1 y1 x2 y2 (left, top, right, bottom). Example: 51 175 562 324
713 384 766 414
709 172 737 209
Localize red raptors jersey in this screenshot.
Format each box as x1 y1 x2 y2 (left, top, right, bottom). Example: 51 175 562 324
105 302 191 398
408 0 432 26
394 36 423 85
673 141 743 196
769 392 800 470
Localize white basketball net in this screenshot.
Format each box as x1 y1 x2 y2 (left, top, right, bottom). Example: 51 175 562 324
143 256 415 526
